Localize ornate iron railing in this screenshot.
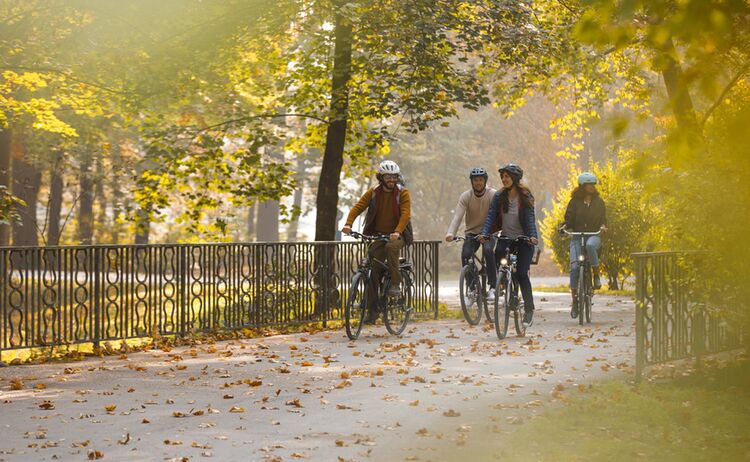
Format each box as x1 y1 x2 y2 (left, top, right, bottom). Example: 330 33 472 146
634 251 744 381
0 241 439 353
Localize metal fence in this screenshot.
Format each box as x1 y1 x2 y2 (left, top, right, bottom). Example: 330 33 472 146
0 241 439 353
634 251 744 381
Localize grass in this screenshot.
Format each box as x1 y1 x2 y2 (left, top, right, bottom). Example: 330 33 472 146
447 357 750 461
534 283 635 297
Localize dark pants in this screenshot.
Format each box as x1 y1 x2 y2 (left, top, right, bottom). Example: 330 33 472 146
462 234 496 293
461 234 481 266
492 239 536 312
367 239 405 315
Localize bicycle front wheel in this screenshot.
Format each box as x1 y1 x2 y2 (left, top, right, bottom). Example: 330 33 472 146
577 265 586 326
383 270 413 336
459 264 482 326
345 272 368 340
494 272 510 340
584 268 593 324
513 283 526 338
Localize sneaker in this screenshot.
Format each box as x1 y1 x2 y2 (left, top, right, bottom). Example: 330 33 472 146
522 309 534 327
466 289 477 305
593 276 602 290
388 284 401 297
570 299 579 319
487 288 496 300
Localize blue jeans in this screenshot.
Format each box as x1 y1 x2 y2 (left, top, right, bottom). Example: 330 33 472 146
570 235 601 288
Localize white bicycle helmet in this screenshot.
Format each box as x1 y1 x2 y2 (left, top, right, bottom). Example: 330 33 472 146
378 160 401 175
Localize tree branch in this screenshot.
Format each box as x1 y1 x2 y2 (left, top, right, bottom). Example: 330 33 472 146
196 113 329 134
0 65 127 95
700 60 750 129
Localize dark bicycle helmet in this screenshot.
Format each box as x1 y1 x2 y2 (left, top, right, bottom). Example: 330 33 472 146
469 167 488 180
498 163 523 183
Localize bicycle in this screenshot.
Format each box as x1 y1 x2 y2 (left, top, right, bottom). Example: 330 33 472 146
344 231 414 340
453 235 491 325
561 229 602 325
489 233 536 340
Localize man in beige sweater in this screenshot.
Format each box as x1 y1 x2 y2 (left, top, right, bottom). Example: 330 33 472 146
445 167 497 297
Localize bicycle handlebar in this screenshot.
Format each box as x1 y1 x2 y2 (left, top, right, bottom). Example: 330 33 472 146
452 235 481 243
349 231 391 242
478 232 534 244
561 229 602 236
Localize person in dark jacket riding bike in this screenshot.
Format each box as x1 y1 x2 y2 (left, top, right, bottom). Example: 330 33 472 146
561 172 607 317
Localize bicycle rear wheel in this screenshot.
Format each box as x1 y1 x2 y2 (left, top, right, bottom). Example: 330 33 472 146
459 264 482 325
494 272 510 339
383 270 413 336
345 273 368 340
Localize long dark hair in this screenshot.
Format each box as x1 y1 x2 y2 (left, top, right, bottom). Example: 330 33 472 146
500 182 534 212
571 184 599 199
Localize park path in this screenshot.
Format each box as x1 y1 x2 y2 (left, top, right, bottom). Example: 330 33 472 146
0 291 635 462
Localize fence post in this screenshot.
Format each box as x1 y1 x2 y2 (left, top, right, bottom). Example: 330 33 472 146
635 255 644 383
179 245 187 337
433 242 439 319
93 247 100 348
321 243 331 329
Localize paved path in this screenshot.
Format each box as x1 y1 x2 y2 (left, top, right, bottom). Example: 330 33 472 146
0 292 635 462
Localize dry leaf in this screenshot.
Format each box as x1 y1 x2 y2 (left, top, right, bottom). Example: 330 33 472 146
38 400 55 410
229 406 245 413
286 399 303 408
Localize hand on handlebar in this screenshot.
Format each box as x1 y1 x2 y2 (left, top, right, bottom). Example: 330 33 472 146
390 232 401 241
342 225 352 235
600 225 608 234
445 233 454 242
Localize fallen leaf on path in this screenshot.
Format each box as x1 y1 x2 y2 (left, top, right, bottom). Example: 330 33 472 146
38 400 55 410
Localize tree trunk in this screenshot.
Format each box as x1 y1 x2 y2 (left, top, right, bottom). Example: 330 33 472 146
110 140 124 244
658 38 698 133
607 271 620 291
246 202 256 241
0 128 11 246
77 156 94 245
11 134 41 247
314 0 353 241
287 155 305 241
134 208 150 245
94 154 107 243
46 153 64 246
257 199 279 242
